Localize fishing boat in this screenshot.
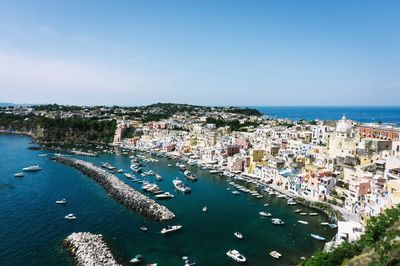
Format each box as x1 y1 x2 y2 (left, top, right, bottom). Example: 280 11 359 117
269 250 282 259
234 232 243 239
226 249 246 263
297 220 308 225
129 254 144 264
64 213 76 220
202 206 207 212
14 172 24 177
173 179 191 193
155 192 174 199
160 225 182 234
22 165 41 172
310 234 326 241
56 199 67 204
259 211 272 217
139 226 148 232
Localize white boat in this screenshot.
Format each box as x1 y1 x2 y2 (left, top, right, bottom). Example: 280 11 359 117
234 232 243 239
321 222 329 226
264 203 269 206
294 209 302 213
173 179 191 193
160 225 182 234
155 192 174 199
309 212 318 216
56 199 67 204
14 172 24 177
202 206 207 212
299 212 308 216
184 170 197 181
311 234 326 241
329 223 338 229
297 220 308 225
269 250 282 259
259 211 272 217
232 190 240 195
140 226 148 232
168 164 172 167
130 254 144 264
155 174 163 181
272 218 285 225
22 165 41 172
38 154 48 157
65 213 76 220
226 249 246 263
124 173 133 179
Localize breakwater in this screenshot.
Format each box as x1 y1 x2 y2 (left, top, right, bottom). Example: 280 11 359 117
64 232 120 266
52 156 175 221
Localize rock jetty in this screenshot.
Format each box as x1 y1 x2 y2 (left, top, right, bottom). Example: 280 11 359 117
52 156 175 221
64 232 120 266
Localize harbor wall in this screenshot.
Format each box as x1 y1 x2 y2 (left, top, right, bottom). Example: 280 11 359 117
64 232 121 266
52 156 175 221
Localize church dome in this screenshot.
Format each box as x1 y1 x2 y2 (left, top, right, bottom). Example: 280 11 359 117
336 115 352 132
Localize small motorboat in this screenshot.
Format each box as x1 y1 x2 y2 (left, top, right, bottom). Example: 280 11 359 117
22 165 41 172
161 225 182 234
202 206 207 212
234 232 243 239
64 213 76 220
263 203 269 207
259 211 272 217
226 249 246 263
182 256 197 266
14 172 24 177
129 254 144 264
297 220 308 225
168 164 172 167
328 223 338 229
271 218 285 225
294 209 302 213
232 190 240 195
299 212 308 216
140 226 148 232
155 174 163 181
321 222 329 226
269 250 282 259
309 212 318 216
310 234 326 241
155 192 174 199
56 199 67 204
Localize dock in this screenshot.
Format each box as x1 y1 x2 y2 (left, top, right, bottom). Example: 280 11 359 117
52 156 175 221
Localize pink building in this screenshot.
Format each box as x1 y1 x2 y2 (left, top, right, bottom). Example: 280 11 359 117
226 144 241 156
227 157 244 172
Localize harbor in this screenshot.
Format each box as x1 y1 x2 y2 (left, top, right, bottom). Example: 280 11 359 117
0 134 335 265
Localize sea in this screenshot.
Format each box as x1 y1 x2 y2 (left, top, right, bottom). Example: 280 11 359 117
254 106 400 124
0 134 335 266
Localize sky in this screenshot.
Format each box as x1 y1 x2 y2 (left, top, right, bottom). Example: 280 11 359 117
0 0 399 106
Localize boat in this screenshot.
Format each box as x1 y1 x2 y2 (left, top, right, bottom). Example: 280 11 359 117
328 223 338 229
294 209 302 213
168 164 172 167
183 258 197 266
56 199 67 204
287 200 297 205
22 165 41 172
155 174 163 181
297 220 308 225
14 172 24 177
155 192 174 199
202 206 207 212
173 179 191 193
321 222 329 226
259 211 272 217
38 153 48 157
234 232 243 239
271 218 285 225
226 249 246 263
269 250 282 259
311 234 326 241
231 190 240 195
264 203 269 207
309 212 318 216
64 213 76 220
140 226 148 232
183 170 197 181
124 173 134 179
129 254 144 264
299 212 308 216
161 225 182 234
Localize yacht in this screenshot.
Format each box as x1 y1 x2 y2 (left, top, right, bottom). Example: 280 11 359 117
65 213 76 220
129 254 144 264
173 179 191 193
139 226 148 232
271 218 285 225
297 220 308 225
183 170 197 181
310 234 326 241
234 232 243 239
226 249 246 263
155 192 174 199
160 225 182 234
14 172 24 177
22 165 41 172
269 250 282 259
202 206 207 212
56 199 67 204
259 211 272 217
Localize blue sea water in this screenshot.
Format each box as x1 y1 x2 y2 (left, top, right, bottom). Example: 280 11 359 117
253 106 400 124
0 134 335 265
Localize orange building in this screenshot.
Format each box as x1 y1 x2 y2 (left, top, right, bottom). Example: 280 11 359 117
357 125 400 141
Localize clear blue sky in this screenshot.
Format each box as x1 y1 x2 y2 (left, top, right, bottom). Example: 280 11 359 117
0 0 399 106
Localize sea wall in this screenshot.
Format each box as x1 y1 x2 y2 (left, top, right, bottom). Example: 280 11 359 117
52 156 175 221
64 232 120 266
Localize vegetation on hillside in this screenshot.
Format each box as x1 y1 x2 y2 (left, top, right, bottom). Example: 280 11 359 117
301 205 400 266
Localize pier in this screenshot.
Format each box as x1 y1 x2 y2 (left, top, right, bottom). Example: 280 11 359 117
52 156 175 221
64 232 120 266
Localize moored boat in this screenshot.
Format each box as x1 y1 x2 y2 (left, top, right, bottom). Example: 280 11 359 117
64 213 76 220
56 199 67 204
310 234 326 241
161 225 182 234
22 165 41 172
14 172 24 177
259 211 272 217
202 206 207 212
173 179 191 193
297 220 308 225
269 250 282 259
155 192 174 199
271 218 285 225
226 249 246 263
234 232 243 239
130 254 144 264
